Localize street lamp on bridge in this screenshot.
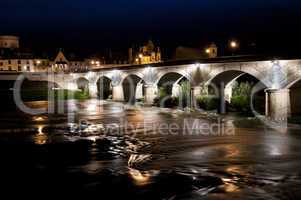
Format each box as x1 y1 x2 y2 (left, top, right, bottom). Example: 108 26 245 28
229 40 239 55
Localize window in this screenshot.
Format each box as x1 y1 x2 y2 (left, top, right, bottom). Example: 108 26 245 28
8 66 12 71
27 66 30 71
18 66 21 71
8 60 11 65
26 61 30 65
0 62 3 66
18 60 21 64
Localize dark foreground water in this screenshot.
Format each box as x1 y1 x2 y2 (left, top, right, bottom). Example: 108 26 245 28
1 99 301 199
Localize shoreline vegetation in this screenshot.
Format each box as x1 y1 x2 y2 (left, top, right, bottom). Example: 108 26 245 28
21 89 90 101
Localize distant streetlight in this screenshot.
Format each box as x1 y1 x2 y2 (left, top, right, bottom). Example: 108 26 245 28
205 48 210 54
139 54 143 58
229 40 239 56
230 41 238 49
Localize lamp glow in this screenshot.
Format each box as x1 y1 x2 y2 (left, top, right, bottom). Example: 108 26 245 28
230 41 238 48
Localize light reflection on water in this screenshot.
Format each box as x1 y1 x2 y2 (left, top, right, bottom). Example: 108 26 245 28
128 168 153 186
0 100 301 198
33 125 47 145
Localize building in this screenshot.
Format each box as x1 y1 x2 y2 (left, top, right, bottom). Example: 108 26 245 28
51 50 90 73
174 43 218 60
0 48 49 72
0 36 160 73
51 50 112 72
0 36 19 49
0 35 51 72
129 40 161 65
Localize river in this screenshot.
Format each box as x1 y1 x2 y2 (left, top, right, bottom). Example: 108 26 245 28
0 99 301 199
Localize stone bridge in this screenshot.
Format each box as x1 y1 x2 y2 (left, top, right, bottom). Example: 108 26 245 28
2 56 301 121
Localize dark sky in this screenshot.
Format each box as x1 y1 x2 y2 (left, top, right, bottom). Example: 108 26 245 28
1 0 301 56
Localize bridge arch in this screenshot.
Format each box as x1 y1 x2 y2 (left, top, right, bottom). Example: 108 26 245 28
157 71 190 96
208 64 272 88
206 70 268 114
286 79 301 117
97 76 112 100
76 77 89 91
122 74 144 104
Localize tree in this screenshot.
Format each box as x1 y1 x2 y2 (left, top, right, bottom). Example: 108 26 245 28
231 81 253 113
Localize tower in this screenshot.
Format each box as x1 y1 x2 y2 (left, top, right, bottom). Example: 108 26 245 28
206 43 218 58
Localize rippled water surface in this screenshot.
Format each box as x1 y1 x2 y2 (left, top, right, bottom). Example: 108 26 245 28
1 99 301 199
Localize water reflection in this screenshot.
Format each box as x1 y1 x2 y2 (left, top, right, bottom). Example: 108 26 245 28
33 116 47 122
33 125 47 145
0 100 301 199
221 177 240 193
128 168 152 186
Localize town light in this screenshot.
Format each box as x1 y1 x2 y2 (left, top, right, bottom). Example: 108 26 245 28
36 60 41 64
139 54 143 58
205 48 210 54
91 60 95 65
230 41 238 49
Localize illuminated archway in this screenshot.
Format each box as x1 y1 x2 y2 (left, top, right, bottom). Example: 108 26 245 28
122 74 143 104
76 77 89 91
288 80 301 117
208 70 267 114
97 76 112 100
157 72 189 96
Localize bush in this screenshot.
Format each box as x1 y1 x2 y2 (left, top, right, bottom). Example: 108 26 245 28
231 81 253 113
231 95 250 112
153 87 179 108
197 95 219 111
178 81 191 108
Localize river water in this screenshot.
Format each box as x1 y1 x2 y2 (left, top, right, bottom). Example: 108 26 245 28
0 99 301 199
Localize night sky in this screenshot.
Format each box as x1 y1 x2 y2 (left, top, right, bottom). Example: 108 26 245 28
1 0 301 56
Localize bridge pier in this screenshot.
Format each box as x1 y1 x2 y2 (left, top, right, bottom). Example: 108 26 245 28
112 84 124 102
218 83 226 114
265 89 291 121
89 84 98 98
191 86 202 108
144 85 157 105
192 86 202 97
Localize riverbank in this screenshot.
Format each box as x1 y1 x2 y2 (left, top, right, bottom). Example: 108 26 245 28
21 89 90 101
